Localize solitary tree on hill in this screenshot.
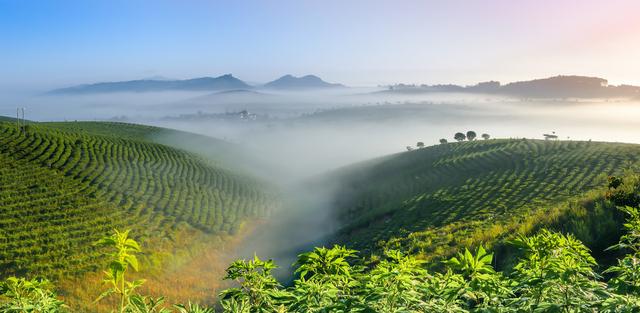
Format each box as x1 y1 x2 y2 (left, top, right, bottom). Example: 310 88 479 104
466 131 477 141
406 146 413 151
481 133 490 140
454 132 466 142
439 138 448 144
416 142 425 149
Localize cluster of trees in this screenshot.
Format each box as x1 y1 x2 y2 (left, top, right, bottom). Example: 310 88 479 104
3 176 640 312
408 131 491 151
450 131 491 143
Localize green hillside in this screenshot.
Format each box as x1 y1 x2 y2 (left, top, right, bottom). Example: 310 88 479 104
0 120 278 279
329 139 640 257
0 116 19 123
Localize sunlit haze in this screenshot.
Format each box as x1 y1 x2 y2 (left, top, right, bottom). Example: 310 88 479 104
2 0 640 89
3 2 640 311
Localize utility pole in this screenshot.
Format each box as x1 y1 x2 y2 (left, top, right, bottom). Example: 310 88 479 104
21 108 25 135
16 107 26 135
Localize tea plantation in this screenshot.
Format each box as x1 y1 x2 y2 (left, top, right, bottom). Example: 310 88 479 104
0 121 278 279
330 139 640 255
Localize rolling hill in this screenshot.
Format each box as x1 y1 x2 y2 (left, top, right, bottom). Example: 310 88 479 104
0 120 278 279
3 120 640 310
0 116 20 123
382 75 640 98
46 74 250 94
326 139 640 259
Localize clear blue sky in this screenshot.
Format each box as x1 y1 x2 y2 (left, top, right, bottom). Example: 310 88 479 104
1 0 639 89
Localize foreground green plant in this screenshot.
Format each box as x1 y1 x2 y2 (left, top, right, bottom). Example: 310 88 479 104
511 229 607 311
605 206 640 294
3 200 640 312
127 295 170 313
213 204 640 312
219 255 286 312
95 229 145 313
0 277 65 313
174 301 215 313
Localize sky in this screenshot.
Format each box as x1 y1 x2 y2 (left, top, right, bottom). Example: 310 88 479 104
1 0 640 90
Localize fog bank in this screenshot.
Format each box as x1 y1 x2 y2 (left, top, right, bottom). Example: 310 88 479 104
4 88 640 275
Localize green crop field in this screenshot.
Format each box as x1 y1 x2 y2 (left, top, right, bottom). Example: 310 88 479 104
3 121 640 312
329 139 640 256
0 120 278 279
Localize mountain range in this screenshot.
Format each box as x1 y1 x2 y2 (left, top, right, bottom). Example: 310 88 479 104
47 74 640 99
384 75 640 99
47 74 344 94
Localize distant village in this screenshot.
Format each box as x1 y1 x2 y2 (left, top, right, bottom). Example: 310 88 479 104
161 110 265 122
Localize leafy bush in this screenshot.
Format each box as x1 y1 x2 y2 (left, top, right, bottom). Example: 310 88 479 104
95 229 145 313
211 205 640 312
0 277 66 313
4 212 640 312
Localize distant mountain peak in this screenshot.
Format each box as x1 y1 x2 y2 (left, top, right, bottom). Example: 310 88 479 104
264 74 344 89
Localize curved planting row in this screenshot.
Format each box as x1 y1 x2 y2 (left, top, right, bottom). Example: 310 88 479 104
0 122 277 278
332 139 640 248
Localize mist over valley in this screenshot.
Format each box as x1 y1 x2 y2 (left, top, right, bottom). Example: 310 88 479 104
4 1 640 310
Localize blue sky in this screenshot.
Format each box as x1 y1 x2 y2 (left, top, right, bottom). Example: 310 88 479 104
1 0 640 89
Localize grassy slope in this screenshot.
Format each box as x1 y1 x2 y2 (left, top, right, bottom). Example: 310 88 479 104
0 116 19 123
328 139 640 259
0 120 278 280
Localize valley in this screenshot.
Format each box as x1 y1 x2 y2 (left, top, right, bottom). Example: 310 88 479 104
2 115 640 311
4 2 640 310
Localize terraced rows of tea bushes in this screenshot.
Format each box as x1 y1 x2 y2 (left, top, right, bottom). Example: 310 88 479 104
330 139 640 251
0 121 278 278
0 151 128 277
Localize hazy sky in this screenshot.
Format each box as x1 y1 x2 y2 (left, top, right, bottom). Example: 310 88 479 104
2 0 640 89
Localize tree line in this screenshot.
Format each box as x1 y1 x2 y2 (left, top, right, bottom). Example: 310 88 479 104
408 131 491 151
